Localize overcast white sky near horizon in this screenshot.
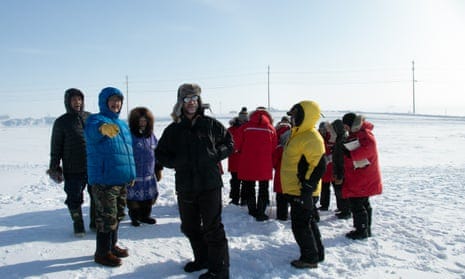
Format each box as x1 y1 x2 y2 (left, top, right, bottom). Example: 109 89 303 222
1 0 464 118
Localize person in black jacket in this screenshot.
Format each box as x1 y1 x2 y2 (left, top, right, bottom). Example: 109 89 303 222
331 119 351 219
47 88 94 236
155 83 233 279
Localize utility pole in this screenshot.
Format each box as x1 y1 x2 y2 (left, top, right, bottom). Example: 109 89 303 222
412 61 416 114
267 65 270 110
125 75 129 117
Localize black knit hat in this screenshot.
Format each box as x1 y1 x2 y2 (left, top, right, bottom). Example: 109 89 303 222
342 113 356 127
238 107 248 122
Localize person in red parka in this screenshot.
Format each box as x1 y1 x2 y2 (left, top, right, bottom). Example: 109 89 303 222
227 107 248 205
237 107 277 221
342 113 382 240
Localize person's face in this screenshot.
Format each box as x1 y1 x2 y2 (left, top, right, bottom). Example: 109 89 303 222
70 95 83 112
182 94 199 118
287 108 297 127
138 117 147 130
107 95 122 113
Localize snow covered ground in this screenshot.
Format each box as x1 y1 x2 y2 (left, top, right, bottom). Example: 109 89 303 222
1 111 465 279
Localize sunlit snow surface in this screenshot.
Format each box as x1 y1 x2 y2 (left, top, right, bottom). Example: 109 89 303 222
1 111 465 279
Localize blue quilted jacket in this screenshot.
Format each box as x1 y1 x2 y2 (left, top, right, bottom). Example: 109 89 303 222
85 87 136 186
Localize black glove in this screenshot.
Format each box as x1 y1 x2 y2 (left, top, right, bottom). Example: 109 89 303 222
300 185 314 210
46 166 64 184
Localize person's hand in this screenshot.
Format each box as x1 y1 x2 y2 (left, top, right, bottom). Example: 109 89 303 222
99 123 119 138
46 167 64 184
300 184 314 210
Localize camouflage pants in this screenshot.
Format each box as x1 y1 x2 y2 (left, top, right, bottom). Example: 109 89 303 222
91 184 127 233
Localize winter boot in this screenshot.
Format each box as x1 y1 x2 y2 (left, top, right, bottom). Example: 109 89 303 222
95 231 121 267
346 209 369 240
290 259 318 269
184 237 208 273
110 229 128 258
69 207 85 237
199 268 230 279
184 261 208 273
128 207 141 227
139 201 156 224
94 252 122 267
336 211 351 219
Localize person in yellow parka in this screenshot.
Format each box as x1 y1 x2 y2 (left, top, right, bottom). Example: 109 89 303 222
281 100 326 269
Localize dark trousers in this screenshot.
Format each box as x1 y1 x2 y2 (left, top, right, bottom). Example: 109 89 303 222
276 193 290 220
177 188 229 273
348 197 372 233
63 173 87 210
319 182 331 209
229 172 241 204
289 195 323 264
243 180 270 217
334 183 350 214
87 185 96 227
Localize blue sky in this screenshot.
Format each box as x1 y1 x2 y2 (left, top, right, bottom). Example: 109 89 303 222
1 0 464 118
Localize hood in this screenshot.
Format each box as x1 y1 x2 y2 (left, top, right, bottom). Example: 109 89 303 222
248 109 273 126
64 88 84 114
291 100 321 136
98 87 124 119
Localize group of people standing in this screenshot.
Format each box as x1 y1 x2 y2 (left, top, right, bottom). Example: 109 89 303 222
48 87 162 268
226 101 383 268
316 113 383 240
47 82 382 278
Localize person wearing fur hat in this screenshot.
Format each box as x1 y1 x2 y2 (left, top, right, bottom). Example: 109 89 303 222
127 107 162 227
47 88 93 237
155 83 233 279
281 100 326 269
236 107 277 221
85 87 136 267
341 112 383 240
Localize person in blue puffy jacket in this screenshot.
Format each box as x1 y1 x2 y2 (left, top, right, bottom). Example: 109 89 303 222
85 87 136 267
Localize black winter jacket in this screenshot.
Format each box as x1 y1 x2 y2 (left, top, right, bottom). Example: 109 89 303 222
50 108 90 174
331 119 347 181
155 115 233 193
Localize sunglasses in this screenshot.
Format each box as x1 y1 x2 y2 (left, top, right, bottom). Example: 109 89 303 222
183 95 199 103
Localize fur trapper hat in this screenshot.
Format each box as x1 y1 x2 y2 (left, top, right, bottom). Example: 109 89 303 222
171 83 201 122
